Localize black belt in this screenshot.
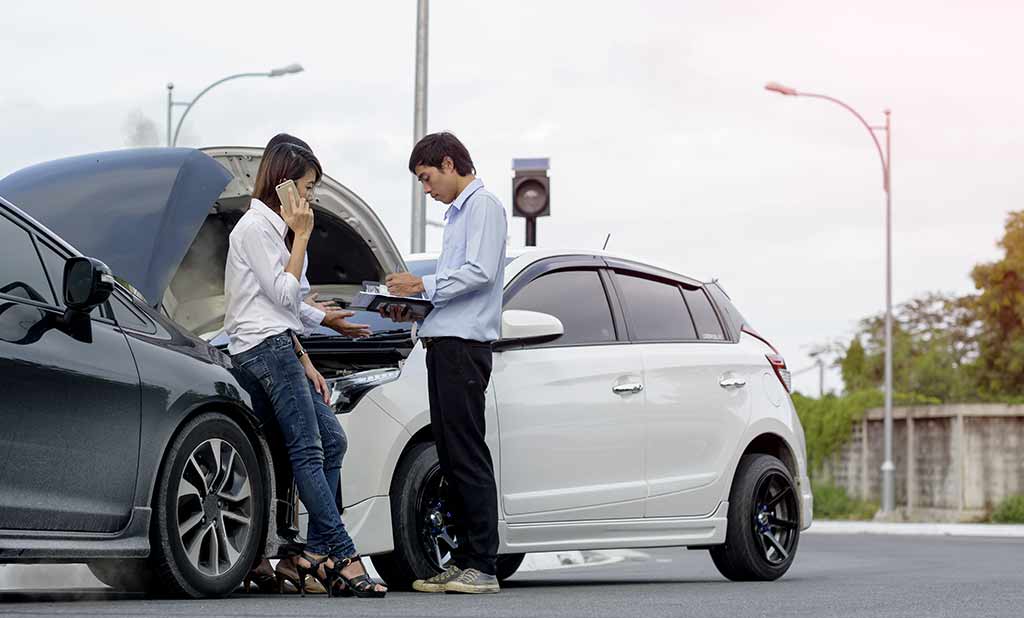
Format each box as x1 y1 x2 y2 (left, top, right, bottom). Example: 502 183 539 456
421 336 492 349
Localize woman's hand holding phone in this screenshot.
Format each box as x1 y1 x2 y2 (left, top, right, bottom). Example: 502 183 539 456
278 181 314 238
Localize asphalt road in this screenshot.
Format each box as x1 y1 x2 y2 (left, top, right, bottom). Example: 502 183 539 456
1 534 1022 617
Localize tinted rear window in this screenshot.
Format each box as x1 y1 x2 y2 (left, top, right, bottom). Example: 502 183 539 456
681 287 725 341
614 272 698 341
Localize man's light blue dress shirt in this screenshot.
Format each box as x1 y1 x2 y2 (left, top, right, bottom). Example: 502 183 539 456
419 178 508 342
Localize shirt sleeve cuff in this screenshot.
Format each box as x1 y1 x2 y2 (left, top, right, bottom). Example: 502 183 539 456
421 274 438 301
301 304 326 329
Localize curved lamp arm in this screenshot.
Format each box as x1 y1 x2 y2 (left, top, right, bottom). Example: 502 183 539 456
172 73 269 147
765 83 889 191
171 64 302 147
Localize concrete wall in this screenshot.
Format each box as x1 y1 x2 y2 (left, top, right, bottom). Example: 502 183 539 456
818 404 1024 520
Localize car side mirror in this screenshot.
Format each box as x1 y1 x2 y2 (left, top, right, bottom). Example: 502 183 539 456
64 257 114 312
494 310 564 350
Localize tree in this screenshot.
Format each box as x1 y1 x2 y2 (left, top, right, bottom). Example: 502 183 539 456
834 292 978 401
971 210 1024 396
840 338 871 392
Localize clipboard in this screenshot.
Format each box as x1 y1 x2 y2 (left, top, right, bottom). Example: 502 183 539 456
349 281 434 320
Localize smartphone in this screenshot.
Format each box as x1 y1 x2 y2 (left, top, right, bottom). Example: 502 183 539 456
275 179 297 208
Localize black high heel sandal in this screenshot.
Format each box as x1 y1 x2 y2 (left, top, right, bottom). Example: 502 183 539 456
293 551 332 597
326 554 387 599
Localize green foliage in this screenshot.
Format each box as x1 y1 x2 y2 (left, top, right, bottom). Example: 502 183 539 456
837 293 979 402
991 495 1024 523
793 390 939 474
812 482 878 520
971 211 1024 397
840 338 872 392
794 210 1024 486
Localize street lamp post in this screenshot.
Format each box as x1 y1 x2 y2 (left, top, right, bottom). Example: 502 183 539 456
166 63 304 147
410 0 430 253
765 81 896 515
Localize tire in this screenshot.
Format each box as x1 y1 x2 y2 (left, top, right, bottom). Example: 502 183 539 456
373 442 514 590
710 454 801 582
150 412 266 598
496 553 526 581
87 559 157 593
371 443 442 590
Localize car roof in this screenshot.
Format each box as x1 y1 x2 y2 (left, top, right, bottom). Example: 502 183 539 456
404 248 710 287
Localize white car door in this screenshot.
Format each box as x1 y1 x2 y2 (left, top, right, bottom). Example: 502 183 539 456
493 264 647 521
610 270 752 518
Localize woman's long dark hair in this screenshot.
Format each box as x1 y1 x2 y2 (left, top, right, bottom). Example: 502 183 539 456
252 142 323 212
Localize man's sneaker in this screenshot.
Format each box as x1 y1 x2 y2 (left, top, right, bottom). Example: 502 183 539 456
412 565 462 593
444 568 500 594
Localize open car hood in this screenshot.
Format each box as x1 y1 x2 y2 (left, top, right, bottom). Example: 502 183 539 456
0 148 232 306
0 147 407 338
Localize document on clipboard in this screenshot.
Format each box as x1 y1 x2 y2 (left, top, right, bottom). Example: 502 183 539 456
349 281 434 320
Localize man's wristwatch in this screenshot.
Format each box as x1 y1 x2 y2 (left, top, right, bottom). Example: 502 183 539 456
296 347 306 359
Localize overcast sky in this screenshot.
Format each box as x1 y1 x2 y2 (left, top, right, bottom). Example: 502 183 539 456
2 0 1021 394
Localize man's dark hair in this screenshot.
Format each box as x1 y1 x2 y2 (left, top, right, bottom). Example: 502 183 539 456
408 131 476 176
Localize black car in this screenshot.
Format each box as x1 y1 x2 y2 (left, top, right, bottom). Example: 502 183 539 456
0 148 414 597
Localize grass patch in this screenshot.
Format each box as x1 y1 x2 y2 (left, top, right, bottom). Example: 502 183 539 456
813 482 878 520
991 495 1024 523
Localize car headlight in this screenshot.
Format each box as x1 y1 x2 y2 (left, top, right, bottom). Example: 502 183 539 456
326 368 402 411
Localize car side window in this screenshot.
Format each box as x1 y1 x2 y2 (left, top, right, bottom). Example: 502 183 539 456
614 272 697 341
109 293 153 332
682 287 726 341
35 239 115 319
36 240 70 306
0 214 57 305
505 269 616 346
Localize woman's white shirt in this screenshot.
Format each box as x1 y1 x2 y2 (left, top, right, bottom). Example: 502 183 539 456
224 199 325 355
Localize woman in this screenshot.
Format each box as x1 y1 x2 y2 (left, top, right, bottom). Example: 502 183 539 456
225 142 386 598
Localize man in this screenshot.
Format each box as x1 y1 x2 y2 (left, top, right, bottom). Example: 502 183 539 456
385 132 507 594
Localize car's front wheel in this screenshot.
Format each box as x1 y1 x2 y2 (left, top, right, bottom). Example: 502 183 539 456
710 454 801 581
150 412 266 598
372 442 524 589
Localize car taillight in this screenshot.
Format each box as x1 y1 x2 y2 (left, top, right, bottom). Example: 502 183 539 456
766 353 791 393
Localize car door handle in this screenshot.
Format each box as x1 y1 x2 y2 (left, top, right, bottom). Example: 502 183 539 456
613 383 644 395
719 377 747 389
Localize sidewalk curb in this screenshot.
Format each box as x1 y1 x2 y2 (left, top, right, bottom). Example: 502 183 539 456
807 520 1024 538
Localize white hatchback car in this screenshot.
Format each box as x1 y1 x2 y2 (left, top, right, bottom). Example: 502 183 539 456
333 251 813 587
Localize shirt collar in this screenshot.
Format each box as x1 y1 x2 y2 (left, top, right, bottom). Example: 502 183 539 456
250 198 288 238
452 178 484 211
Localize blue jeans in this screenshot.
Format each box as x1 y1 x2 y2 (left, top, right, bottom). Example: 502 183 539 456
232 331 355 557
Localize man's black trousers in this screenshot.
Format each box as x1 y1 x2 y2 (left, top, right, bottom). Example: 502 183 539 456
424 337 498 575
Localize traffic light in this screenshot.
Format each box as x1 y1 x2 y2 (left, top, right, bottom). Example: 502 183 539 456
512 158 550 246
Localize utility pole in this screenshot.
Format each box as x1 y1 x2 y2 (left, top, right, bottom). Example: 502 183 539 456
410 0 429 253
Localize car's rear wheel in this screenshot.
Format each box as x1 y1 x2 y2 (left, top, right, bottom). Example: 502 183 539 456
371 442 524 589
710 454 800 581
150 412 266 598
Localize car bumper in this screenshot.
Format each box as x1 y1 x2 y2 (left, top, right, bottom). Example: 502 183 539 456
800 474 814 530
